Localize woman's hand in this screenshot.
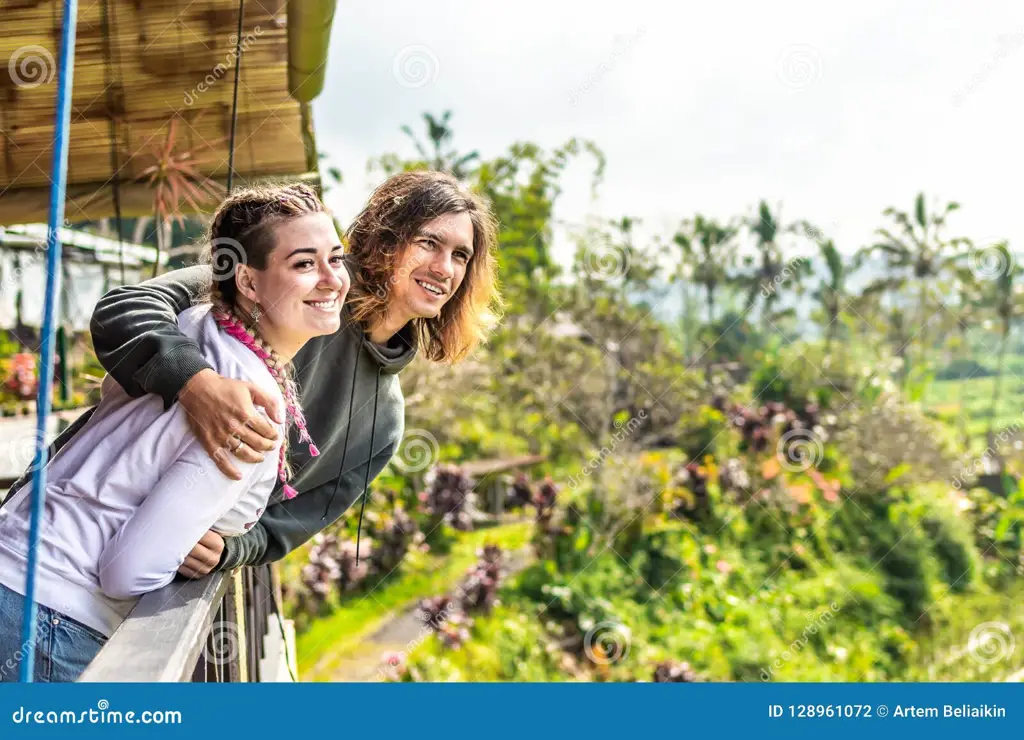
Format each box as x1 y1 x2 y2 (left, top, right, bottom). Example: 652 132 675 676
177 530 224 578
178 369 282 480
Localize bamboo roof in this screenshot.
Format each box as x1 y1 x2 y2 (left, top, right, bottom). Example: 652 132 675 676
0 0 334 225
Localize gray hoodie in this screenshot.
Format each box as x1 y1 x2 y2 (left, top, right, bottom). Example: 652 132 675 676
5 264 416 571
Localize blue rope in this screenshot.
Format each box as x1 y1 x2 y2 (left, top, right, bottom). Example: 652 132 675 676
19 0 79 683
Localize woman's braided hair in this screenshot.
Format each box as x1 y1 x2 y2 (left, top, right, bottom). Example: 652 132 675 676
199 182 328 485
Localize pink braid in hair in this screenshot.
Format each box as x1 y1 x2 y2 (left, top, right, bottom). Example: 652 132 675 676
210 302 319 499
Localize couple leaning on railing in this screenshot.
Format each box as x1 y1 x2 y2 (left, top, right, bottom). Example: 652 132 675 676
0 170 502 682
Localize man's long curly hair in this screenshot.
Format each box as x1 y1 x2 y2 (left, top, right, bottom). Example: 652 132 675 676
344 170 502 363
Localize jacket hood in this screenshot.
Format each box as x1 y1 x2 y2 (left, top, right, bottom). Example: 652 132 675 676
362 321 417 375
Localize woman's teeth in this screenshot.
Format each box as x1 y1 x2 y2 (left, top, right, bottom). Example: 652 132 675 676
306 297 338 311
416 279 445 297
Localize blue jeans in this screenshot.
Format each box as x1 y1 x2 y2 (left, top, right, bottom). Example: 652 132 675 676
0 582 107 682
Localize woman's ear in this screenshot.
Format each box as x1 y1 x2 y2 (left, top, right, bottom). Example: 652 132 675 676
235 264 259 304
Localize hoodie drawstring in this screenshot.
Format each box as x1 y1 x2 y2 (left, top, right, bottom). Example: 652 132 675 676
321 349 361 522
354 368 382 566
318 346 383 566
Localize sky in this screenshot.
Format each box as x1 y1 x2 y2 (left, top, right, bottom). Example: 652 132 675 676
312 0 1024 270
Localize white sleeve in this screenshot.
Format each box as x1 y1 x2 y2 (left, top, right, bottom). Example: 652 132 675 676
96 427 281 600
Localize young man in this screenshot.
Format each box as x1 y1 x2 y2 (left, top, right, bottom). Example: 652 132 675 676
4 170 500 579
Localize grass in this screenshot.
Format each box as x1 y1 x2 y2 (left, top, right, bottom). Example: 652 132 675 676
907 583 1024 681
924 374 1024 451
294 520 533 680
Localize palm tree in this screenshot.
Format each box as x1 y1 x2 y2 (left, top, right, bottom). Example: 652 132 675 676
610 216 659 304
673 215 738 380
858 193 968 376
810 238 847 352
400 110 480 179
735 201 812 330
673 215 737 327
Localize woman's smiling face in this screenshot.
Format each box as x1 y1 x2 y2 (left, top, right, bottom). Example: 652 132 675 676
389 211 475 321
236 212 350 356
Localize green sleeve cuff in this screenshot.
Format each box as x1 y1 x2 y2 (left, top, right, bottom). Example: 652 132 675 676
215 533 242 572
137 344 214 410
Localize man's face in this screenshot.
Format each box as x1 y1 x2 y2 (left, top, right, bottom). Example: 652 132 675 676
388 212 475 321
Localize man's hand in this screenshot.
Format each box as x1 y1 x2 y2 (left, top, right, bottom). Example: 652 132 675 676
178 369 282 480
178 530 225 578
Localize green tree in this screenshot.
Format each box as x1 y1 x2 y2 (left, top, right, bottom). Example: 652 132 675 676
735 201 811 331
371 110 480 180
809 237 847 352
858 193 968 375
402 111 480 178
476 138 605 314
672 215 737 327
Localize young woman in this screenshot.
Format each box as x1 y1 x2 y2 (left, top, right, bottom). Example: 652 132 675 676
0 182 349 682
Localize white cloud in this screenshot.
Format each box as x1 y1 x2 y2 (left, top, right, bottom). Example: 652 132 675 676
314 0 1024 268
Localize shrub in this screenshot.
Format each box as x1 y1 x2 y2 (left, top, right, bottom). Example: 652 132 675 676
676 405 730 460
651 660 701 682
457 545 504 612
419 464 474 535
366 502 419 576
298 534 371 608
506 473 533 509
917 490 982 593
